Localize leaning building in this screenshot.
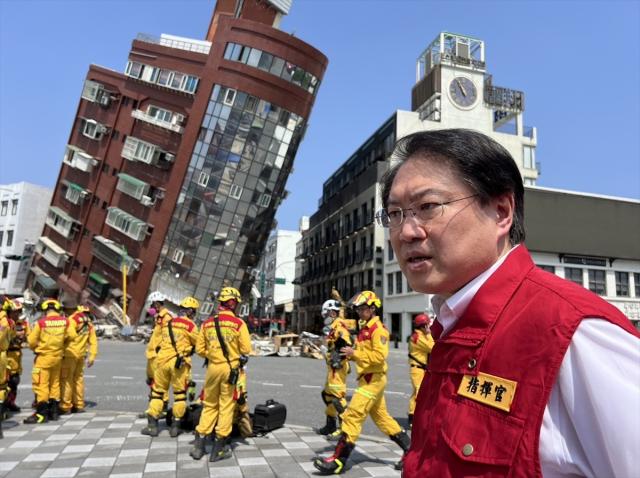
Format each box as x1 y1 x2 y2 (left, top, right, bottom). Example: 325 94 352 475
27 0 327 323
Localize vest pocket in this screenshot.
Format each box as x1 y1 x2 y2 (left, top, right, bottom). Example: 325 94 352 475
440 399 524 467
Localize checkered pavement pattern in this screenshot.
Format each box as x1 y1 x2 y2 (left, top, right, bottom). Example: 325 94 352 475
0 411 403 477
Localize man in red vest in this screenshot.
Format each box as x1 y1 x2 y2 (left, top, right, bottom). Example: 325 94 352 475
378 128 639 477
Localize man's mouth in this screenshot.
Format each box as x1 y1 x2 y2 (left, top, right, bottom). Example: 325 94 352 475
407 254 431 264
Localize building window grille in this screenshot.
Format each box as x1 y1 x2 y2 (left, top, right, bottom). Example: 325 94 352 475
615 271 629 297
588 269 607 296
46 207 78 238
1 201 7 215
387 241 394 262
116 173 149 200
106 207 148 241
11 199 18 215
565 267 583 286
148 105 173 123
6 230 13 247
387 273 393 296
63 145 97 172
1 262 8 279
634 273 640 297
122 136 172 165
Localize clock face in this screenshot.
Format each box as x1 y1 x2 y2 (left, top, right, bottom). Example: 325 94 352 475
449 77 478 108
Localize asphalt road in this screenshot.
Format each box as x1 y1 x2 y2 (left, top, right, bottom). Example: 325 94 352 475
17 339 414 439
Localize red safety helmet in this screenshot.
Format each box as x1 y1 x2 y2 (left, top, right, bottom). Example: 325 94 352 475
413 313 430 327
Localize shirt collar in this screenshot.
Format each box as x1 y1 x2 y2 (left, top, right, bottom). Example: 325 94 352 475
431 245 519 336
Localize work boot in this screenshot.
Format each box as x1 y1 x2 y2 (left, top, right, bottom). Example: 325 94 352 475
6 390 20 413
48 399 60 421
315 415 338 435
24 402 49 424
169 417 182 437
71 406 85 413
390 430 411 470
209 436 232 462
189 433 206 460
141 414 159 437
326 428 342 441
313 434 355 475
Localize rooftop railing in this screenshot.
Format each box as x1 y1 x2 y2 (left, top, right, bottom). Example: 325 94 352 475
136 33 211 55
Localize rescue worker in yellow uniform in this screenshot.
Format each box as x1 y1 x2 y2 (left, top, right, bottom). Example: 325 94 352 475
190 286 252 462
315 299 352 436
407 313 434 428
60 305 98 414
24 299 77 424
142 296 199 437
141 292 173 418
314 291 411 475
0 297 14 438
5 299 29 413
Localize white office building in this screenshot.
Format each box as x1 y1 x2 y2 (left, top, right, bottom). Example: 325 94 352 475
0 182 53 296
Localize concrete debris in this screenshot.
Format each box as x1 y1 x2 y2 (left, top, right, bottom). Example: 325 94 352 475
249 331 325 359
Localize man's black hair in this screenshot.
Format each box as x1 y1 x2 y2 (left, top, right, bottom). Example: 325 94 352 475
380 128 525 244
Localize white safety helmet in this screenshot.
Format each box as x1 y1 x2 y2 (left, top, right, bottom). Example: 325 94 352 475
147 291 166 304
321 299 341 319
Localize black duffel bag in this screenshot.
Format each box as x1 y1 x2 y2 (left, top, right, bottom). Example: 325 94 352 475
252 399 286 435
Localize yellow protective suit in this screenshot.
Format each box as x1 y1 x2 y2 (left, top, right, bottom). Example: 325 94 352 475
322 318 352 418
146 315 198 419
145 308 172 404
60 311 98 412
27 312 77 403
233 366 252 438
0 311 11 404
195 309 252 439
340 316 402 443
407 329 434 416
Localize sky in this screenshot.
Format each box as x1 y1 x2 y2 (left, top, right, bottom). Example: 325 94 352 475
1 0 639 232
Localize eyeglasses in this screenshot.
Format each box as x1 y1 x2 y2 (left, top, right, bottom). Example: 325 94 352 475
375 194 478 228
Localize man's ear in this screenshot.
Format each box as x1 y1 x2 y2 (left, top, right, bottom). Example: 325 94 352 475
494 193 515 237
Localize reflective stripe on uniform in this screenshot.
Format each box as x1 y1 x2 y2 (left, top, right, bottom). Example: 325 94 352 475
354 387 377 400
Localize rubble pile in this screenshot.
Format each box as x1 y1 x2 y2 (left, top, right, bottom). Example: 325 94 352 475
250 331 325 359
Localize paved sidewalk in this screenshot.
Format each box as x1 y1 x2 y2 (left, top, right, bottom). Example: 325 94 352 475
0 410 402 478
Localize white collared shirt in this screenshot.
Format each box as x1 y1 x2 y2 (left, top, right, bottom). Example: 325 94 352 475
431 248 640 478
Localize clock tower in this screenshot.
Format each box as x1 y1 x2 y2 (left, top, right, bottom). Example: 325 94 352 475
410 32 538 184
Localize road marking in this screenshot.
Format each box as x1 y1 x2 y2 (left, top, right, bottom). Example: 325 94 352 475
112 376 134 380
385 390 405 396
300 385 321 389
261 382 283 387
85 375 96 379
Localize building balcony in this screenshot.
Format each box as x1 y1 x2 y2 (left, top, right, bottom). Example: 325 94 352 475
131 109 184 134
62 180 90 205
63 145 98 173
116 173 150 201
81 79 113 107
122 136 174 167
36 236 69 269
92 235 140 275
46 206 80 239
105 207 149 242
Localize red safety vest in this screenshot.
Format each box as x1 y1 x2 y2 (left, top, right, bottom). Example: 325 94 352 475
403 246 639 478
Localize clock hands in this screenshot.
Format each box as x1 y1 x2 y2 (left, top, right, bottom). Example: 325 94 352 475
455 78 467 97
